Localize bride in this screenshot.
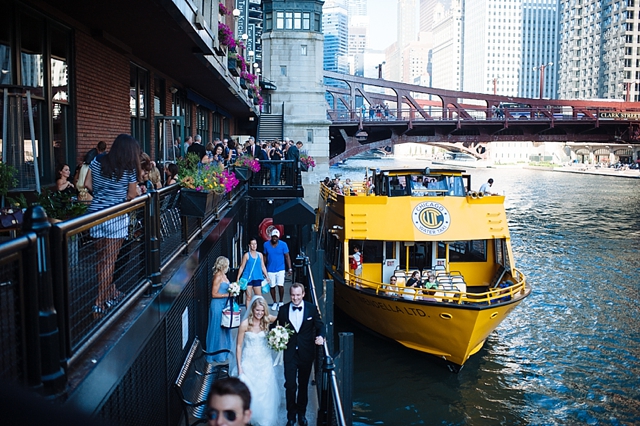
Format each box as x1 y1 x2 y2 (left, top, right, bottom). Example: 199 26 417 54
236 296 285 426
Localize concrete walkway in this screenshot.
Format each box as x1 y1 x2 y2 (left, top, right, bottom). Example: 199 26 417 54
525 165 640 179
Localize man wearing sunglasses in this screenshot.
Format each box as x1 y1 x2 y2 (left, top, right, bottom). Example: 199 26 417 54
206 378 252 426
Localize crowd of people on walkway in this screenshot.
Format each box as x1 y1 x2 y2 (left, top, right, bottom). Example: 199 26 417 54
206 240 324 426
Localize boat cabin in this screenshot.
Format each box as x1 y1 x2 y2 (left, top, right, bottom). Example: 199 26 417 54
371 168 470 197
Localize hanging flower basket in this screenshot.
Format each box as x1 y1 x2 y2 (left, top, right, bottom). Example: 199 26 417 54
253 97 260 106
233 166 251 182
180 188 217 218
228 56 240 76
247 88 255 98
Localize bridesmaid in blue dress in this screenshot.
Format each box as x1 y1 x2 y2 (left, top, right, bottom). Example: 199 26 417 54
206 256 233 362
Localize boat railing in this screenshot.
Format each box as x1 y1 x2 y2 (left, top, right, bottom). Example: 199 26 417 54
343 269 528 305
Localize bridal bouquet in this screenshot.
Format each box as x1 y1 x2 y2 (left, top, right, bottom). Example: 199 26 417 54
227 282 241 297
268 325 293 366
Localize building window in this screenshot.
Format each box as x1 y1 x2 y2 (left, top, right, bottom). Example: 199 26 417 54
301 45 307 56
130 63 149 152
307 129 313 143
285 12 293 29
303 12 310 30
276 12 284 29
196 106 209 144
265 13 272 31
280 65 287 76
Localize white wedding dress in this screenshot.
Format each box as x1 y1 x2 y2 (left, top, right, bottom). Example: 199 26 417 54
237 330 286 426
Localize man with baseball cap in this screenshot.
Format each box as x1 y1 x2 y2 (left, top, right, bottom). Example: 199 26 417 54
263 228 292 310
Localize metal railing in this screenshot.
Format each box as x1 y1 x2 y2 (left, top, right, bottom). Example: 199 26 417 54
248 159 300 189
295 256 350 426
0 180 249 393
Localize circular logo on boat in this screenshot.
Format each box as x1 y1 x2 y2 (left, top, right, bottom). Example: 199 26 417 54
412 202 451 235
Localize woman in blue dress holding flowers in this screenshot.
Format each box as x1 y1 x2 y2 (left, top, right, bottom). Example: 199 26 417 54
206 256 233 362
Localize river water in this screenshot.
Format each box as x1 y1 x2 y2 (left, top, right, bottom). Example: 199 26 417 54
329 157 640 425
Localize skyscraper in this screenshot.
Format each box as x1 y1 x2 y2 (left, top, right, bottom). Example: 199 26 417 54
431 0 462 90
323 0 349 74
519 0 558 99
557 0 639 101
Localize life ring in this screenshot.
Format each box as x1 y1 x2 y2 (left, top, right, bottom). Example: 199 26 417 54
468 191 478 199
258 218 284 241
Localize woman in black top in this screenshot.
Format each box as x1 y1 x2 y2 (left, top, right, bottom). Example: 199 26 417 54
406 270 423 288
268 141 283 186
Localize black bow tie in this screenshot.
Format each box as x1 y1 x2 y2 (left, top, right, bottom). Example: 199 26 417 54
292 306 302 311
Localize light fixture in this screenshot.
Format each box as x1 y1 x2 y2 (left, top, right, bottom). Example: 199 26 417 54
169 86 178 94
232 8 240 17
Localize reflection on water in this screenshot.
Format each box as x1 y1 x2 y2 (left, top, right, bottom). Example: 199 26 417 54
331 159 640 425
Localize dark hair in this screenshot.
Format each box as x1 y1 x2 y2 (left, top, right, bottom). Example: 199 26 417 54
55 163 68 179
215 144 224 154
166 163 178 180
140 152 152 172
488 178 494 184
84 150 97 165
97 141 107 152
228 139 236 149
98 134 141 181
207 377 251 411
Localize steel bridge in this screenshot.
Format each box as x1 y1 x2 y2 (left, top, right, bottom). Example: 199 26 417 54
324 71 640 164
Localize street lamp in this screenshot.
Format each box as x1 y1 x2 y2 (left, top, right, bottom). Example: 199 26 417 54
232 8 241 40
376 61 386 79
241 33 248 58
533 62 553 99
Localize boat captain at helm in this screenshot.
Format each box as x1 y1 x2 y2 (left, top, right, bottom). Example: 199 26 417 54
479 178 497 195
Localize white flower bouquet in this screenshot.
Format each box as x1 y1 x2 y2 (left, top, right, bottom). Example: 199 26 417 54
228 282 241 297
268 325 293 366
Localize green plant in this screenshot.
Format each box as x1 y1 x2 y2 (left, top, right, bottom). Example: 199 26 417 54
36 189 88 220
0 162 18 200
177 153 239 194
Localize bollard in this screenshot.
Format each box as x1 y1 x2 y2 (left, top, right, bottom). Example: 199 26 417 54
338 332 354 426
317 355 335 426
22 206 66 394
145 183 162 292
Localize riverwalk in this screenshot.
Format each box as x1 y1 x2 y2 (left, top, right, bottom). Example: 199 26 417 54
524 165 640 178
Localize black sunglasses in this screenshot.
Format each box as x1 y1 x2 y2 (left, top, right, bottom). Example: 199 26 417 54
207 409 238 422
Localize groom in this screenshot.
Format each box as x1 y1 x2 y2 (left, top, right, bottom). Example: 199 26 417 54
276 282 325 426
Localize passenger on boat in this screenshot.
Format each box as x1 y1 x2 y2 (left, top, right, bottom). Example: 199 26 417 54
423 273 437 290
406 271 423 288
386 275 399 296
349 245 362 277
478 178 496 195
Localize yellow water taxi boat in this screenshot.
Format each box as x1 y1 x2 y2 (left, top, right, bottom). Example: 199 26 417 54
317 168 530 370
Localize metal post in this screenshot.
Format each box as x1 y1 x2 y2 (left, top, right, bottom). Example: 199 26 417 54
23 205 66 394
317 355 335 426
324 279 334 352
145 183 162 292
338 332 354 426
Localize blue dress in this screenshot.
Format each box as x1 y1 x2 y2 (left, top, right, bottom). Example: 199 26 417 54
206 280 232 363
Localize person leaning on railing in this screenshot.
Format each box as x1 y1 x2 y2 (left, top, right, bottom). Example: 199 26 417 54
84 134 141 315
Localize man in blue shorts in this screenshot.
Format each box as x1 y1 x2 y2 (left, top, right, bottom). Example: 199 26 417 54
263 229 292 310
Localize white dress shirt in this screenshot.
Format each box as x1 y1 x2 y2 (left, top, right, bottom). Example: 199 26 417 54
289 303 303 332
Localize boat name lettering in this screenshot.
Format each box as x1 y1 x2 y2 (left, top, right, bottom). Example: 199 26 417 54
357 296 427 316
412 202 451 235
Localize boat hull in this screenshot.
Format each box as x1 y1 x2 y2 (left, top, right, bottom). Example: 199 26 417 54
333 276 525 366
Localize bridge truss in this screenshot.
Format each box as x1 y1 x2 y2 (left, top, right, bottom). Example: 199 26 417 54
324 71 640 164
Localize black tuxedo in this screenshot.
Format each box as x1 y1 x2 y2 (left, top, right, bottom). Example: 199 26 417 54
276 301 324 422
187 142 207 160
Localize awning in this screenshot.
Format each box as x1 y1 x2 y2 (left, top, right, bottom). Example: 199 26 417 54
272 198 315 225
186 89 232 118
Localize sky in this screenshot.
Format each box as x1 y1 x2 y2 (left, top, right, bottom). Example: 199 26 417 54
367 0 397 50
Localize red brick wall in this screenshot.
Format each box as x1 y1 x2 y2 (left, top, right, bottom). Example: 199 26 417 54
74 31 130 164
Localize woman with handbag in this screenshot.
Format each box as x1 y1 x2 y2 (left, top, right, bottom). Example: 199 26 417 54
206 256 233 363
236 238 270 302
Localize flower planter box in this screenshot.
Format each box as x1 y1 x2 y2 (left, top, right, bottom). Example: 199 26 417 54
253 97 260 106
180 189 217 218
239 78 248 89
233 166 251 182
213 44 226 56
228 57 240 76
247 89 255 98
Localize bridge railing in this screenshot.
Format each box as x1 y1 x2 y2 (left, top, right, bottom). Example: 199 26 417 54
328 105 637 123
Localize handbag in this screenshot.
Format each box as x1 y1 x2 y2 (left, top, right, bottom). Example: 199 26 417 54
0 208 23 229
221 296 240 328
77 188 93 202
261 279 270 294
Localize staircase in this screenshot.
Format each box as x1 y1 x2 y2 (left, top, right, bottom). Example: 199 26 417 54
258 114 283 140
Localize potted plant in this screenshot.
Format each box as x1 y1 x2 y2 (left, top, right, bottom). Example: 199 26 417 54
0 162 18 206
228 52 240 76
178 153 239 217
216 22 236 56
299 151 316 172
232 154 260 181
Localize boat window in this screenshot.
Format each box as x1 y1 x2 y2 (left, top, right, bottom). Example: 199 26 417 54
388 176 408 196
325 230 343 272
494 239 511 270
360 240 383 263
399 242 431 270
438 240 487 262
